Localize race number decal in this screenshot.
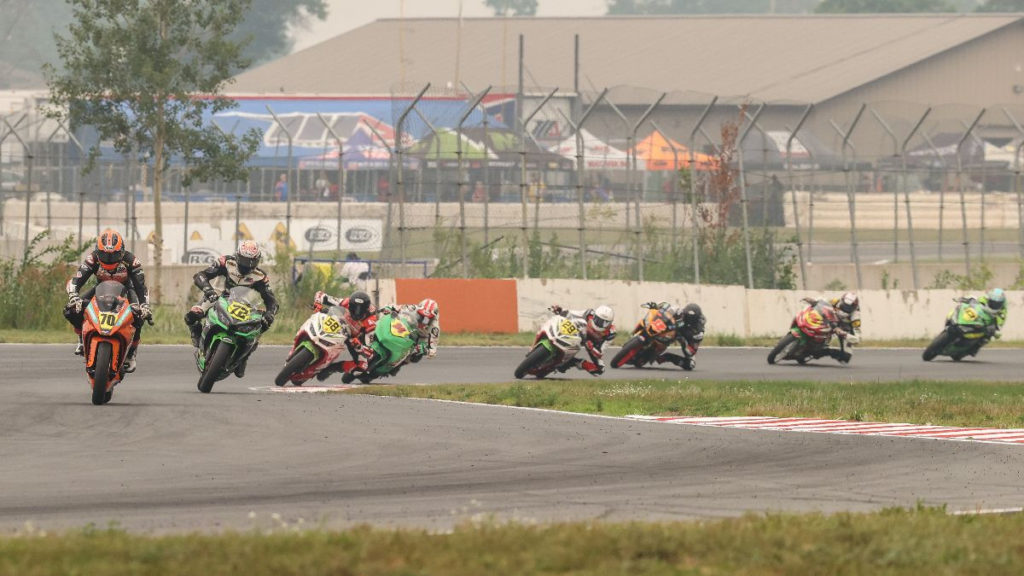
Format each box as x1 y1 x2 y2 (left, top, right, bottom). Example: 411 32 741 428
649 318 667 333
964 308 978 321
227 302 251 321
390 320 410 338
559 319 578 336
98 312 117 330
321 316 342 334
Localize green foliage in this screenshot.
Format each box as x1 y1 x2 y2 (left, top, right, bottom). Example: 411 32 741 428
824 278 848 291
484 0 538 16
267 248 354 331
928 263 993 290
975 0 1024 10
815 0 956 12
235 0 328 64
0 231 84 330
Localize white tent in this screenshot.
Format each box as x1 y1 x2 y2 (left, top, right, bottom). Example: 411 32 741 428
549 129 629 170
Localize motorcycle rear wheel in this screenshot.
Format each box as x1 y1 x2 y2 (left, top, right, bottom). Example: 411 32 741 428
198 342 230 393
922 331 954 362
275 348 314 387
514 346 551 379
92 341 113 406
767 333 797 365
610 336 644 369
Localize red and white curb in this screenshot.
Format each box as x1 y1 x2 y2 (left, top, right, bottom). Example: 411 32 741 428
627 415 1024 446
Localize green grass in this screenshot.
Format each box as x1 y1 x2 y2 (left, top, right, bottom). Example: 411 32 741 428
352 378 1024 429
3 507 1024 575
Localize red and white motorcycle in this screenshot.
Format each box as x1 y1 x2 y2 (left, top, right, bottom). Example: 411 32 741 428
275 304 352 386
513 309 584 379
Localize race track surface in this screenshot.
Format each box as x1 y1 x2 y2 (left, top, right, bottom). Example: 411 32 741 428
2 344 1023 534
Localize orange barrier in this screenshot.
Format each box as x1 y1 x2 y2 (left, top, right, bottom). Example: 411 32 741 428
393 279 518 333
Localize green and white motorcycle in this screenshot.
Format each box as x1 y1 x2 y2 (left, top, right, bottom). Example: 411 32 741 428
341 308 419 384
922 298 997 362
195 286 267 392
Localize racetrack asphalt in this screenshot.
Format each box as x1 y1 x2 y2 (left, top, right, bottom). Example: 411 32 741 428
2 344 1023 534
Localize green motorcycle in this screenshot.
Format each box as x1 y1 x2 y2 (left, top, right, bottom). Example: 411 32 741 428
341 309 419 384
195 286 267 393
922 298 995 362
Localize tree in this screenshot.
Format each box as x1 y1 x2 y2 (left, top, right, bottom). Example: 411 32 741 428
484 0 538 16
0 0 326 89
815 0 955 12
46 0 262 299
976 0 1024 11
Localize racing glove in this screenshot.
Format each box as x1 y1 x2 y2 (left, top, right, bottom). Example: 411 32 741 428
138 303 153 322
203 289 219 303
549 305 565 316
261 311 275 331
643 301 658 309
67 293 83 313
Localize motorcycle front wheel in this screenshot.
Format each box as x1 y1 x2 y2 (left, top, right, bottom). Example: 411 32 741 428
198 342 231 393
514 346 552 379
610 336 645 369
91 341 113 405
767 333 797 365
275 348 314 387
922 330 954 362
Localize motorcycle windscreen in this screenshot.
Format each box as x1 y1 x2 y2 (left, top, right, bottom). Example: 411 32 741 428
93 280 127 313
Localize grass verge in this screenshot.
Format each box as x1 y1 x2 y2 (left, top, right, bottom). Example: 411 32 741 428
2 507 1024 575
351 378 1024 429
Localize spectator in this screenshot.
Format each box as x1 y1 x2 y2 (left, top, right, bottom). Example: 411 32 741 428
274 173 288 202
472 180 486 203
376 177 391 202
340 252 372 288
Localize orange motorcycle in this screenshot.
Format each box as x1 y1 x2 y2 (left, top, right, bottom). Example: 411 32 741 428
610 303 678 369
81 280 140 405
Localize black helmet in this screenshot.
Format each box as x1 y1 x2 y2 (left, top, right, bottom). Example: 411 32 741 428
347 291 372 321
679 303 702 327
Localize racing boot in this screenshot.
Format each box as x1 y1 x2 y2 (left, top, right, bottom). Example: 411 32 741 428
123 345 138 373
234 343 258 378
316 362 342 382
185 307 204 348
829 349 852 364
556 357 582 373
73 332 84 356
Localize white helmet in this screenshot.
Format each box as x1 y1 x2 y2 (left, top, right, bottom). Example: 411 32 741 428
587 305 614 337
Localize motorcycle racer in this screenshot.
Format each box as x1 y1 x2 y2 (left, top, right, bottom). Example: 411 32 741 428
642 302 705 370
550 304 615 376
183 240 279 377
962 288 1006 340
799 295 851 363
377 298 440 363
64 228 151 373
312 290 377 380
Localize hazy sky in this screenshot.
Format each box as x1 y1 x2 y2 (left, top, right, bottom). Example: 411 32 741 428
294 0 608 52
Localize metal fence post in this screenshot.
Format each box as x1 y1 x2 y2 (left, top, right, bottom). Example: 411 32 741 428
561 89 608 280
900 108 931 290
737 103 765 289
786 105 813 290
3 116 33 259
626 93 665 281
456 87 492 278
649 120 678 246
921 132 946 262
364 119 395 270
266 106 294 243
394 84 431 277
832 104 867 289
316 113 346 263
518 88 558 279
689 97 717 285
1005 108 1024 259
58 120 88 245
412 108 442 225
956 109 985 275
869 107 900 263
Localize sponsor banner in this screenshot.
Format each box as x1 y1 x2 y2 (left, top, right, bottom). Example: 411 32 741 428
127 219 383 264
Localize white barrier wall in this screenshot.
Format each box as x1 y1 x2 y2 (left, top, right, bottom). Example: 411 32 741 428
517 279 1024 341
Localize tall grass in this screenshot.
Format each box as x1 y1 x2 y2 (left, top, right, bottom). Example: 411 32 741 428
0 232 84 331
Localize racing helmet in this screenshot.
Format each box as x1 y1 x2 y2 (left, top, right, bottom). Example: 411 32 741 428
347 291 372 321
96 229 125 271
986 288 1006 311
416 298 439 327
838 292 859 315
235 240 262 275
679 303 703 328
587 305 614 338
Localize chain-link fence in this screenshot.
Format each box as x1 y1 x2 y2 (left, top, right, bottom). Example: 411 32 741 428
2 89 1023 292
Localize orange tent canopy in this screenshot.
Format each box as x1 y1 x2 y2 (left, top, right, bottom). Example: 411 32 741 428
631 131 719 171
